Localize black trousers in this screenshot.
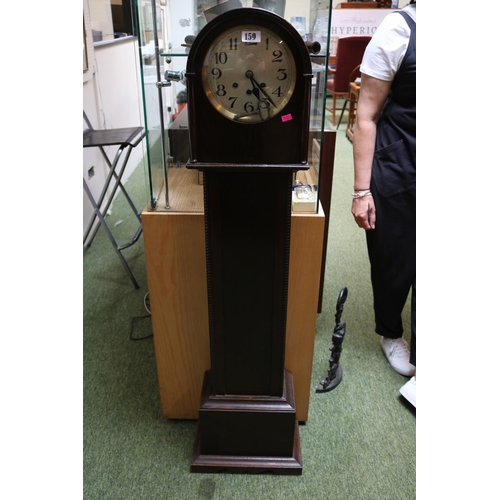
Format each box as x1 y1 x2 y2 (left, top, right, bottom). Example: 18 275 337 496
366 183 416 367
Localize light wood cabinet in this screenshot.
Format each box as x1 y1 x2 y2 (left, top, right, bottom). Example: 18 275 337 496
143 207 325 422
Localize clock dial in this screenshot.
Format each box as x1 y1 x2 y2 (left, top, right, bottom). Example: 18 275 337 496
202 25 296 123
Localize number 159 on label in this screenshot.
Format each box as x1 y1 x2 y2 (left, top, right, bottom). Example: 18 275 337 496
242 31 261 43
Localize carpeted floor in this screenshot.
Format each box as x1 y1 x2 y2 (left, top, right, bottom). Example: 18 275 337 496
83 112 415 499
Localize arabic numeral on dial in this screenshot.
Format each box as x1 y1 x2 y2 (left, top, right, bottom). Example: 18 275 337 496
211 68 222 79
272 86 283 97
272 50 283 63
244 102 255 113
228 96 237 108
277 69 287 81
215 52 228 64
229 38 238 50
216 85 227 97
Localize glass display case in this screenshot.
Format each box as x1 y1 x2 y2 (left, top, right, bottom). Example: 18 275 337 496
135 0 334 212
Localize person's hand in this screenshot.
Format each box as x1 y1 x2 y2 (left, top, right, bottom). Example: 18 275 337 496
351 196 376 230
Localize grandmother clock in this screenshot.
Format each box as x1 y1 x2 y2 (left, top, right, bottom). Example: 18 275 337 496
185 7 312 474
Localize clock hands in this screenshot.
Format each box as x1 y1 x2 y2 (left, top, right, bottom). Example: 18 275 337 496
246 75 261 101
231 71 276 121
245 71 277 109
250 83 260 101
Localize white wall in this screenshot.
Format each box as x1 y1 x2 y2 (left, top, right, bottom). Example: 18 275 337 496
88 0 114 42
83 0 145 236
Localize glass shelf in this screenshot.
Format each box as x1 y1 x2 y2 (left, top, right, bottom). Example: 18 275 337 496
160 49 191 57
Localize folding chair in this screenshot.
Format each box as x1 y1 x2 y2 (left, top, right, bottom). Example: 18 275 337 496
83 111 145 289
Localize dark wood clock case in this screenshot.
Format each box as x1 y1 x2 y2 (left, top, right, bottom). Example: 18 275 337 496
185 7 312 167
185 8 312 475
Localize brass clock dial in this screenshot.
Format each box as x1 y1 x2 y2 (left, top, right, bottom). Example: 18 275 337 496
202 25 296 123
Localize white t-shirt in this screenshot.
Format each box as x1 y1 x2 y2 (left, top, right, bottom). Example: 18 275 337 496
360 4 416 82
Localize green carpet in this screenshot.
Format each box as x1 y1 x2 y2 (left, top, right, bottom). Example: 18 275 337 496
83 114 415 499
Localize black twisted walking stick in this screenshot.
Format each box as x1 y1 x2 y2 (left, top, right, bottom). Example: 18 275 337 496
316 287 348 393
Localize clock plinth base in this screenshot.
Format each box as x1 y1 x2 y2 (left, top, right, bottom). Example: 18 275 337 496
191 370 302 475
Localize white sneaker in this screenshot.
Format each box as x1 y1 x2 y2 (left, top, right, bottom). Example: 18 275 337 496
400 376 416 407
380 337 416 377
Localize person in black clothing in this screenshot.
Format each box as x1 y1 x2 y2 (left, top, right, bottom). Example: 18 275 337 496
351 0 416 407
